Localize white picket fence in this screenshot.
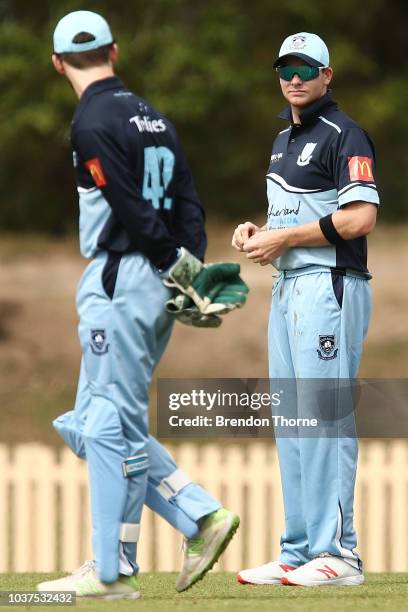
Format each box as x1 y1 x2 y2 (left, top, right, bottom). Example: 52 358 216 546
0 441 407 573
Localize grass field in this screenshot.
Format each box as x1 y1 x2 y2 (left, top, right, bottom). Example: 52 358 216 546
0 572 407 611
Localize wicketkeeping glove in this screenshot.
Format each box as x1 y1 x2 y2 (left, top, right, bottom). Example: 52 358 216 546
164 247 249 316
165 293 222 328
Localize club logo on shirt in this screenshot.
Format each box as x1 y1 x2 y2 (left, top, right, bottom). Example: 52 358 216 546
290 35 306 49
85 158 107 187
348 156 373 182
317 335 338 361
297 142 317 166
90 329 109 355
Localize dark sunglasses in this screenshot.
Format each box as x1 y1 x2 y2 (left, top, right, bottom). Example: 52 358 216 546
277 65 326 82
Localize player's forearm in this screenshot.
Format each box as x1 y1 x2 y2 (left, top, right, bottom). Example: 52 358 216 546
110 194 179 269
284 202 377 248
174 201 207 261
284 220 328 248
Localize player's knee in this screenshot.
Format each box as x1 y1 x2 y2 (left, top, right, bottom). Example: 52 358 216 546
83 396 123 441
53 411 86 458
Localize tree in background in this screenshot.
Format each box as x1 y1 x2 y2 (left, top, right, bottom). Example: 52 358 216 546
0 0 406 232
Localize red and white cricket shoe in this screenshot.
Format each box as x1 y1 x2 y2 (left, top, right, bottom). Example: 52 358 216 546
237 560 297 585
281 553 364 587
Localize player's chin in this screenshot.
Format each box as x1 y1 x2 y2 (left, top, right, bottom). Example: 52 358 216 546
287 93 311 106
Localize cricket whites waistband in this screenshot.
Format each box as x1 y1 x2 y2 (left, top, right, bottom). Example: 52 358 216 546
273 264 372 280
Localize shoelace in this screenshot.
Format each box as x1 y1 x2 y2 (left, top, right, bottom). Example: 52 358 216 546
71 560 96 576
182 537 205 556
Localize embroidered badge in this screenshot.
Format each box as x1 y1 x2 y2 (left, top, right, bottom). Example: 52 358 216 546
85 158 107 187
348 156 373 182
317 335 338 361
290 35 307 49
297 142 317 167
90 329 109 355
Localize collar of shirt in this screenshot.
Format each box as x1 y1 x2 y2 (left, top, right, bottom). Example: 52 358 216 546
77 75 126 109
277 90 338 127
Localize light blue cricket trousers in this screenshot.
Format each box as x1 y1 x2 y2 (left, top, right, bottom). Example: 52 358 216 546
54 251 220 583
269 267 371 570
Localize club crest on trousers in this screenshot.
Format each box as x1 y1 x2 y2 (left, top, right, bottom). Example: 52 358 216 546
90 329 109 355
317 334 338 360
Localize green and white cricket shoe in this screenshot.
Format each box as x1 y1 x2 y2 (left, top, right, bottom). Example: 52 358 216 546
36 560 141 600
176 508 240 592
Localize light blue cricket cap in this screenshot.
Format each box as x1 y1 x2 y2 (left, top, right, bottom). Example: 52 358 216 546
53 10 113 54
273 32 330 68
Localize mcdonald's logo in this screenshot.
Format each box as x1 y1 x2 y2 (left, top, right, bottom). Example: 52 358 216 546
85 158 107 187
348 156 373 182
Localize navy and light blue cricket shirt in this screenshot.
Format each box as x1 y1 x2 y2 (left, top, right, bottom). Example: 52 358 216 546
266 91 379 273
71 76 206 270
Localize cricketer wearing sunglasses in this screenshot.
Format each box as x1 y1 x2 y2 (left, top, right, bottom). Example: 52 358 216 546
233 33 379 586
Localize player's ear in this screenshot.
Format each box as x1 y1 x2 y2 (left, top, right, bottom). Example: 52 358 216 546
109 43 119 65
52 53 65 75
322 66 333 86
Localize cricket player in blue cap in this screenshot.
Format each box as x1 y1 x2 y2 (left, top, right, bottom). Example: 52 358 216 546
37 10 247 599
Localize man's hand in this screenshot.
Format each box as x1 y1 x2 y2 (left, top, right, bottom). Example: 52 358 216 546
243 229 288 265
232 222 262 251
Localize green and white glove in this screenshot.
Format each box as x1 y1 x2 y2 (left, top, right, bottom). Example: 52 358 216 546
164 248 249 316
165 293 222 328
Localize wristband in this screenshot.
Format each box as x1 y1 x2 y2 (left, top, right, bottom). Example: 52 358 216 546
319 214 346 245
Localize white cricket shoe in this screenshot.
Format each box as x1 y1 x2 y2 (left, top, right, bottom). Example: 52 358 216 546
237 560 297 585
36 560 141 600
281 553 364 586
176 508 240 592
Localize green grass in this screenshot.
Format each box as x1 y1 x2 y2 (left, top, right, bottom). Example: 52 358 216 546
0 573 407 611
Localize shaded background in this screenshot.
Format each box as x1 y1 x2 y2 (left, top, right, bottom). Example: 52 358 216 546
0 0 407 445
1 0 407 230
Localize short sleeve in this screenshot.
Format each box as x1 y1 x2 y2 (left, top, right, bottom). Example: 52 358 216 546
330 127 380 207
